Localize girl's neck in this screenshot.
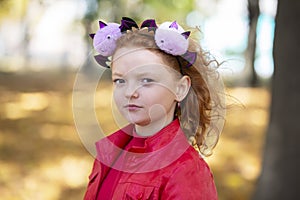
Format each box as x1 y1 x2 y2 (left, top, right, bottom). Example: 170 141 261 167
134 115 174 137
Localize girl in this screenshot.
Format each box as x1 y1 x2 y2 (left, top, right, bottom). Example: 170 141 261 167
84 17 225 199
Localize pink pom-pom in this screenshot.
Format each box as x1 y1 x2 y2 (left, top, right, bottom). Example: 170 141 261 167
93 23 122 56
154 21 189 56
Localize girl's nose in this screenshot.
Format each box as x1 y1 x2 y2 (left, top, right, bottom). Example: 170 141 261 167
124 84 139 99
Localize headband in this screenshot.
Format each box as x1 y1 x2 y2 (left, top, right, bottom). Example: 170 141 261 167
89 17 197 69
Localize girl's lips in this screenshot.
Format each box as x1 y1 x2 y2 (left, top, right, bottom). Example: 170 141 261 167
124 104 142 111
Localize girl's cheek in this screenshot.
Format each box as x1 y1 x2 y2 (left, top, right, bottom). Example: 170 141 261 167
113 90 122 104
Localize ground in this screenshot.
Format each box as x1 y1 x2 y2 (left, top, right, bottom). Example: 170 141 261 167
0 70 270 200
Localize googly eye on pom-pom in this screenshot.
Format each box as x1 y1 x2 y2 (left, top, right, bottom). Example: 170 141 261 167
155 21 190 56
91 21 122 57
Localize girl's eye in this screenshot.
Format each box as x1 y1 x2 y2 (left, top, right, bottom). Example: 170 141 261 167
141 78 154 84
113 79 125 84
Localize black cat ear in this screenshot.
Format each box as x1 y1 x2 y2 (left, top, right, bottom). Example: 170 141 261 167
141 19 157 32
181 31 190 39
89 33 95 39
99 21 107 29
182 51 197 68
119 17 139 32
94 54 110 68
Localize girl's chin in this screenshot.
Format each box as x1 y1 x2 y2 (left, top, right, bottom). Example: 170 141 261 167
124 113 170 127
129 120 151 126
125 116 151 126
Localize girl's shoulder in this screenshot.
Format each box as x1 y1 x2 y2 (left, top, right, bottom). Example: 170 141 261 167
174 146 212 173
160 146 217 199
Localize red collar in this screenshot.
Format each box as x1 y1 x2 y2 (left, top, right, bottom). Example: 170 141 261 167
97 119 182 151
131 119 182 152
95 118 191 173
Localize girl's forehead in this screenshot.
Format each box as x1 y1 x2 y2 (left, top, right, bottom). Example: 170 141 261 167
112 47 161 63
112 47 178 75
112 62 173 77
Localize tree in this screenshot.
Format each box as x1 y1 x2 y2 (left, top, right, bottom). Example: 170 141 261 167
243 0 260 86
252 0 300 199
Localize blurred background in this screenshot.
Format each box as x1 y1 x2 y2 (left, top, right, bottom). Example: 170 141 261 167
1 0 297 199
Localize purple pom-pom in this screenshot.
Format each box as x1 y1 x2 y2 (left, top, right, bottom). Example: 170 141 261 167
154 21 189 56
93 22 122 56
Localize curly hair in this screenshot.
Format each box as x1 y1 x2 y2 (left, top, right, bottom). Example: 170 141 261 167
112 28 225 156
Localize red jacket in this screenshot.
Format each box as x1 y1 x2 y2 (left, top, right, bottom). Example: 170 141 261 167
84 119 217 199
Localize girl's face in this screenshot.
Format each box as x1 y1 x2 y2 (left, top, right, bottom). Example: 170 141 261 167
112 48 180 128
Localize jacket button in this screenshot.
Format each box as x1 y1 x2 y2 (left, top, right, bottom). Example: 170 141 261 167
137 192 143 199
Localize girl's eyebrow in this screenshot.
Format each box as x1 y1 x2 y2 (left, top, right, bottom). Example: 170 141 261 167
112 71 123 77
136 71 152 76
135 71 161 79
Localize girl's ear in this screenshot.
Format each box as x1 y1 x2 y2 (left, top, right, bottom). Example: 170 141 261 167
175 75 191 101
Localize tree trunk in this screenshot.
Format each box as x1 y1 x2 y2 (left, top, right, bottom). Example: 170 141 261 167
243 0 259 86
252 0 300 199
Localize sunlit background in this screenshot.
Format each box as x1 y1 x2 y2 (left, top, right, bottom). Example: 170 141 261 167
0 0 277 199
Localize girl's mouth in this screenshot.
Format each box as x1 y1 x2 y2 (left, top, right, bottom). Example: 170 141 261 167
124 104 142 111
